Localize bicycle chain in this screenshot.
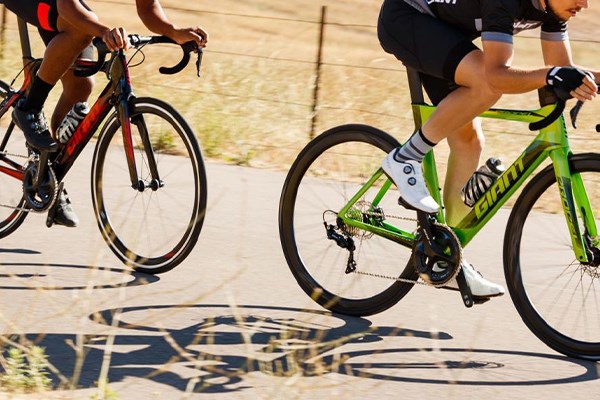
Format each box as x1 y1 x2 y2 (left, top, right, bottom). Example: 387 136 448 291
348 210 460 287
0 150 28 160
351 269 432 286
0 151 35 213
360 210 417 223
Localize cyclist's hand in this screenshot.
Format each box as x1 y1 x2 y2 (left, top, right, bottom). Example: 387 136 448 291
102 27 129 52
546 66 597 102
169 27 208 49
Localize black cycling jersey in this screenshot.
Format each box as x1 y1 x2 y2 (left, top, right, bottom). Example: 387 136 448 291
391 0 567 43
378 0 568 104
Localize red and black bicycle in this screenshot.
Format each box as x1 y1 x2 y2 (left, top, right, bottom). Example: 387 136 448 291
0 20 207 274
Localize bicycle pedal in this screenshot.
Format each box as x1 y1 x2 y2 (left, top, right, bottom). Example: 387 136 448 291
472 297 491 305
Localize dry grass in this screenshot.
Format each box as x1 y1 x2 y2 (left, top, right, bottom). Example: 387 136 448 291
1 1 600 171
0 1 599 207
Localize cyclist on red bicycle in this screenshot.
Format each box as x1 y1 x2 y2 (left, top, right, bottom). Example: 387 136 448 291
2 0 208 226
378 0 598 300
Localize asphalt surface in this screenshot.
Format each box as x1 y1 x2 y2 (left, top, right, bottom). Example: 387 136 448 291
0 146 598 399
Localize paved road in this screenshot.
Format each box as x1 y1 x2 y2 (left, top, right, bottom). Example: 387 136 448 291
0 146 598 399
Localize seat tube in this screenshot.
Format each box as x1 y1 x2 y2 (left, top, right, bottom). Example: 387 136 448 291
549 148 588 262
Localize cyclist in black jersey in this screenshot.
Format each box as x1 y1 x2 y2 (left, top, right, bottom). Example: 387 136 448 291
1 0 208 227
378 0 598 299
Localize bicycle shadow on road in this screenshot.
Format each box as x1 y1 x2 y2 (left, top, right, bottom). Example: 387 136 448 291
0 262 159 290
12 304 599 394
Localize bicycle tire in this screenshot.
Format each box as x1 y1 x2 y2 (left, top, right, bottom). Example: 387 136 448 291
504 153 600 360
91 97 206 274
0 80 28 238
279 124 418 316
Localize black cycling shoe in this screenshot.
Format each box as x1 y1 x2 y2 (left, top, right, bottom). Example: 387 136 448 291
46 188 79 228
12 99 57 151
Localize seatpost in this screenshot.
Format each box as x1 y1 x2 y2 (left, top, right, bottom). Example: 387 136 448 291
406 66 426 105
16 17 33 64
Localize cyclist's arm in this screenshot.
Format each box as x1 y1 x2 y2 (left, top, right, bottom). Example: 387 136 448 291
57 0 110 38
57 0 127 51
542 39 600 84
483 39 596 101
135 0 208 47
482 39 549 93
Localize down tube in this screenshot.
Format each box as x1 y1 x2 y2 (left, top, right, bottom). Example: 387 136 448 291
453 128 559 247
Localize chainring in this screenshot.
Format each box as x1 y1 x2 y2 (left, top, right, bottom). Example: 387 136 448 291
413 222 462 286
22 161 58 213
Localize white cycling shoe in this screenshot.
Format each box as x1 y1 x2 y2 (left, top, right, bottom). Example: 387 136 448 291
382 150 439 214
441 259 505 298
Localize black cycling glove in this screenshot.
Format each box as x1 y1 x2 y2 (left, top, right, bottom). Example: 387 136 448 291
546 66 594 101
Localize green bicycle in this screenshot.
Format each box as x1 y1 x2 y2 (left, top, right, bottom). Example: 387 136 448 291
279 68 600 360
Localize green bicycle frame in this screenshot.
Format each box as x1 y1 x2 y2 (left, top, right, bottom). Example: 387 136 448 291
338 102 597 263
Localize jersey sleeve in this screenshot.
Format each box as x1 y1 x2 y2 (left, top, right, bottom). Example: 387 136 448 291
540 19 568 41
480 0 519 44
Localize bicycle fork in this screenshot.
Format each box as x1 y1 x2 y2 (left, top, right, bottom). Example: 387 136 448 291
119 99 163 192
551 150 599 265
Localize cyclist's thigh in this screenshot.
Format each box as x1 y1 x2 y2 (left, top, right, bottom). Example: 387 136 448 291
420 74 459 105
3 0 59 31
38 28 95 61
378 0 477 81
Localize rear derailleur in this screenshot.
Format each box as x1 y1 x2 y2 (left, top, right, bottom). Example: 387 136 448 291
323 215 356 274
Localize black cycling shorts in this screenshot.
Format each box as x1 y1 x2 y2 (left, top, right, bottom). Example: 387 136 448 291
3 0 93 59
378 0 478 104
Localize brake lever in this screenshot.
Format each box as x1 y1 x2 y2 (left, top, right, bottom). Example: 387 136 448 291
196 48 203 78
570 100 583 129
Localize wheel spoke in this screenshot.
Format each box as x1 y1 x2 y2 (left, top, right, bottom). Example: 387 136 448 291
92 98 206 273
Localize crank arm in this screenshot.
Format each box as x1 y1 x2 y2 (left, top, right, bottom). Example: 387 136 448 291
456 269 474 308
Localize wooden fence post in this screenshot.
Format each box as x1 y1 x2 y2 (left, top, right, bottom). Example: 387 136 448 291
309 6 326 140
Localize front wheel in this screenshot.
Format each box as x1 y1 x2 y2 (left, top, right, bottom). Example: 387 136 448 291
279 124 419 316
504 153 600 360
91 97 207 274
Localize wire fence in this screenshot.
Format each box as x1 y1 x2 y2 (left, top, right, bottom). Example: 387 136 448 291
0 2 599 166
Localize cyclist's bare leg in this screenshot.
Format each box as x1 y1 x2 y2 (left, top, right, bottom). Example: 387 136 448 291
420 50 500 143
421 50 504 296
444 118 484 226
36 18 93 87
51 71 93 133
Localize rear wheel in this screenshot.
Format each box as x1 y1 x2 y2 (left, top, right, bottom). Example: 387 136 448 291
279 124 418 316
